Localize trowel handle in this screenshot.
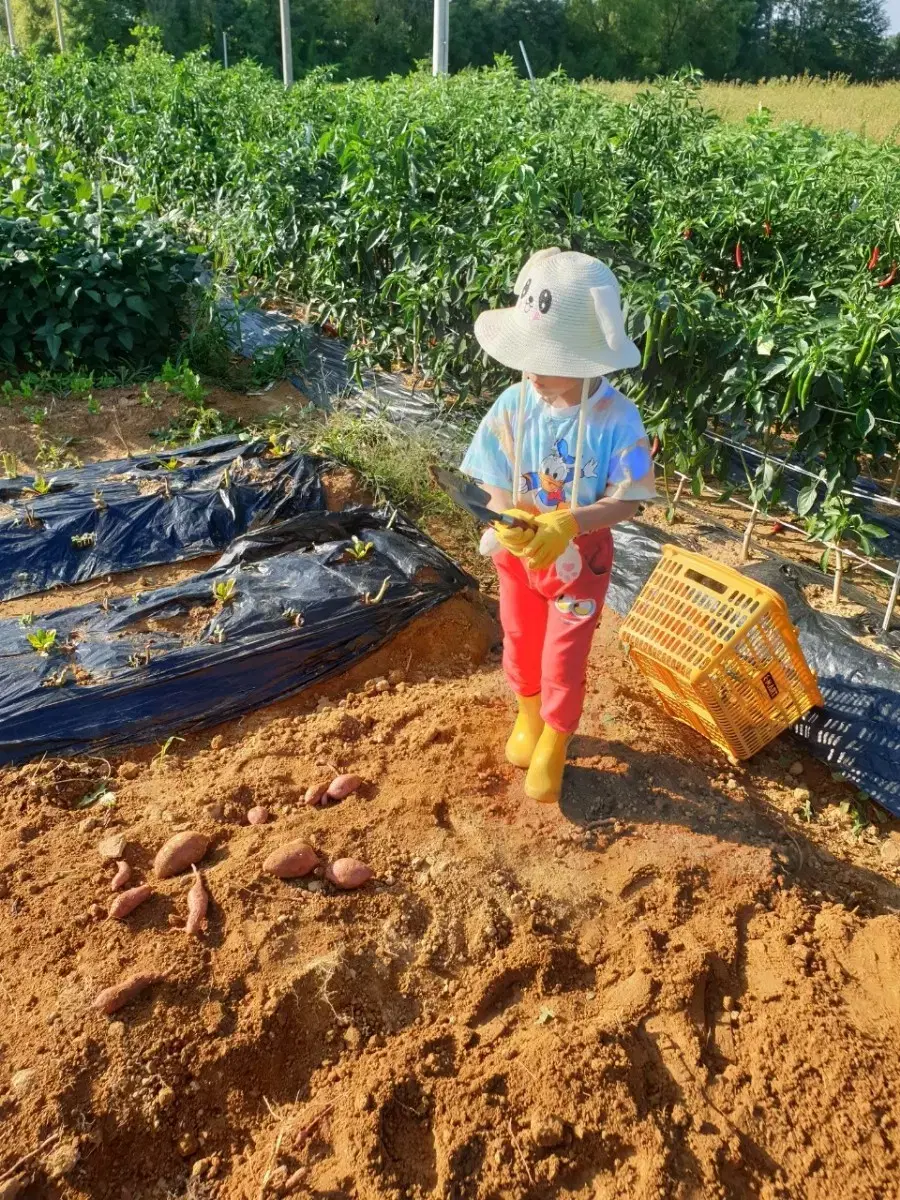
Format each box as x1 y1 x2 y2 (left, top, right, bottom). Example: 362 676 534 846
495 512 539 531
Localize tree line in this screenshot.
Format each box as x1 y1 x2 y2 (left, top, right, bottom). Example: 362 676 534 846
9 0 899 82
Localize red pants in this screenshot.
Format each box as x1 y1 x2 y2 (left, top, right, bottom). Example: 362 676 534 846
494 528 613 734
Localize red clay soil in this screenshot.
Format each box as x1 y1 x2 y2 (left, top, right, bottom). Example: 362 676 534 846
2 591 900 1200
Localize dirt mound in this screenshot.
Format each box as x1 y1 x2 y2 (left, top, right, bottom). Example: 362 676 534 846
1 589 900 1199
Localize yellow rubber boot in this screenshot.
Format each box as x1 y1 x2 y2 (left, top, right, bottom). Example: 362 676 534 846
524 725 572 804
505 693 544 769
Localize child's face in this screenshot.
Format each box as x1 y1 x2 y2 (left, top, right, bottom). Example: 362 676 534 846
526 374 589 406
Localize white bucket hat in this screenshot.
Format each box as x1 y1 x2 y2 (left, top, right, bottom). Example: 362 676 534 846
475 247 640 378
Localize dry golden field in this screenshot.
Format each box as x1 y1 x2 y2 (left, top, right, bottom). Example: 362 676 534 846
596 76 900 141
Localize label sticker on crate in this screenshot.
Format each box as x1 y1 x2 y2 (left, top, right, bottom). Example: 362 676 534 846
760 672 780 700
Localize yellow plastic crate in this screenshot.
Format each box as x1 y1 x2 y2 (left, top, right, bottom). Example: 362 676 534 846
619 545 823 762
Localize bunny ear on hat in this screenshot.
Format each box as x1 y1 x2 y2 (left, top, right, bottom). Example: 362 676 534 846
590 284 635 358
514 247 561 294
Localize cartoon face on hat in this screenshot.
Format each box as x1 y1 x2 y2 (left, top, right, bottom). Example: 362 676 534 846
474 248 641 378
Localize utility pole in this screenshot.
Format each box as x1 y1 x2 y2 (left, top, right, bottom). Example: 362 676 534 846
279 0 293 87
432 0 448 75
222 30 228 68
3 0 16 52
52 0 66 51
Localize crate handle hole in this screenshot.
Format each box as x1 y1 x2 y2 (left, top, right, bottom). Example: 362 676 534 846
684 568 728 595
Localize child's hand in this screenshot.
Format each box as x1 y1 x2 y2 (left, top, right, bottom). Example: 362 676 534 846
525 510 579 570
493 509 537 556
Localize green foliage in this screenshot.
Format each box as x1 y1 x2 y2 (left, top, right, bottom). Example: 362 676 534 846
3 48 900 500
804 494 889 568
26 627 58 655
6 0 894 82
212 578 236 603
0 138 202 369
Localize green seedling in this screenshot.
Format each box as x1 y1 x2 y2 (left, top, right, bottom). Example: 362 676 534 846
87 394 101 414
18 613 34 627
219 467 231 489
798 795 815 823
139 385 159 408
156 457 180 471
1 452 19 478
210 625 226 643
266 433 292 458
22 506 43 530
28 474 53 496
346 535 374 561
283 607 304 627
36 437 80 471
26 628 57 656
71 532 96 549
153 735 184 766
75 781 116 809
92 489 107 511
213 578 236 604
127 647 151 668
23 405 48 427
361 576 391 606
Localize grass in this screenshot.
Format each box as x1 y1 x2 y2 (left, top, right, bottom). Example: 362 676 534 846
595 77 900 142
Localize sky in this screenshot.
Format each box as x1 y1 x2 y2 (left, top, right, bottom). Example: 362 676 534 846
887 0 900 33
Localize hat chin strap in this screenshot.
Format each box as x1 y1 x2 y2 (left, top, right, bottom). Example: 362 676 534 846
571 376 590 512
512 375 590 513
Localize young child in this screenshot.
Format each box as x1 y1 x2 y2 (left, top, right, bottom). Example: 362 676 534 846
461 248 656 804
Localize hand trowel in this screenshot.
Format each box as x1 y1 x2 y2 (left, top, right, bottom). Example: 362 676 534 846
431 467 537 529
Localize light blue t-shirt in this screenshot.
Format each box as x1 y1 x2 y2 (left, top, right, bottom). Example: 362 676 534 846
460 379 656 513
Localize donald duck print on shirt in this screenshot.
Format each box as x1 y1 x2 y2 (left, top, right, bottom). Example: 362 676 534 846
520 438 598 511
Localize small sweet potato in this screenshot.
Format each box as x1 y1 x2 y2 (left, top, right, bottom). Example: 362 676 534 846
108 884 152 920
93 972 161 1015
154 831 209 879
110 860 133 892
325 858 373 890
263 842 319 879
304 783 328 807
185 865 208 935
326 774 362 802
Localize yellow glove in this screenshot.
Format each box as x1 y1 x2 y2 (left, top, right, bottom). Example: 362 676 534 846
492 509 537 556
525 509 580 570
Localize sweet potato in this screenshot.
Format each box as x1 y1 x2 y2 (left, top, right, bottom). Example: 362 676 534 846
247 806 270 825
93 972 161 1015
110 860 133 892
185 865 208 935
325 858 373 890
108 884 152 920
154 831 209 879
304 783 328 807
263 842 319 879
326 774 362 802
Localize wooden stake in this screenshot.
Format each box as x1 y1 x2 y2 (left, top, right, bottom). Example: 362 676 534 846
832 546 844 603
740 501 759 564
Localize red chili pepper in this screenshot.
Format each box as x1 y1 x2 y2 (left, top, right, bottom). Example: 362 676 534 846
878 262 898 289
763 221 772 237
321 321 339 338
734 242 744 270
771 521 785 535
650 436 661 459
682 228 692 239
867 246 881 271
